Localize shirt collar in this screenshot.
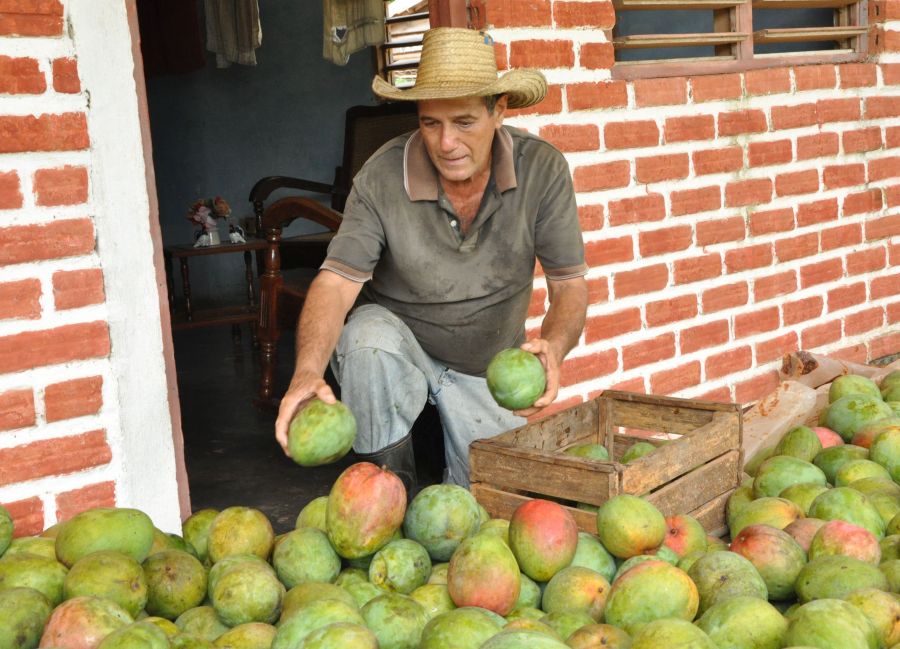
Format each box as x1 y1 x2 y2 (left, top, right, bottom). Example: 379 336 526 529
403 126 518 202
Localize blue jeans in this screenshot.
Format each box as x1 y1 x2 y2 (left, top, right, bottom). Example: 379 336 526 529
331 304 525 488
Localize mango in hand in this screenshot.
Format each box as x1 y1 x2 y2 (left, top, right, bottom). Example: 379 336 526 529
486 348 546 411
288 399 356 466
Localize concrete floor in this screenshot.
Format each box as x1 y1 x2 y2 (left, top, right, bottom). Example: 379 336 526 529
174 325 444 534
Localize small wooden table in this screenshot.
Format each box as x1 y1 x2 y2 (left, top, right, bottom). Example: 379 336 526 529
164 238 268 345
164 232 334 347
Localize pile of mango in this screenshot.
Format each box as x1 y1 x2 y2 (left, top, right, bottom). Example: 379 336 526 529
1 371 899 649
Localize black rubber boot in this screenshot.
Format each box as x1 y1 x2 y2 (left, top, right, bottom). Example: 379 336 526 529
357 434 418 498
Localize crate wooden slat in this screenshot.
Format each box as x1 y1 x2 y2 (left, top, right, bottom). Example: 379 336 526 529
691 491 733 537
470 391 742 534
500 398 602 451
620 411 739 494
611 433 668 460
470 483 596 530
469 445 619 504
643 450 741 514
608 390 736 424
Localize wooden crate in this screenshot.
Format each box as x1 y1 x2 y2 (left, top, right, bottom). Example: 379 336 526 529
469 390 743 537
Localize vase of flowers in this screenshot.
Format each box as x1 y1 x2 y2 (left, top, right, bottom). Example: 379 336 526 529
187 196 231 247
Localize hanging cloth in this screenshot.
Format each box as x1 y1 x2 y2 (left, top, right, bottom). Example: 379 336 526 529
322 0 385 66
205 0 262 68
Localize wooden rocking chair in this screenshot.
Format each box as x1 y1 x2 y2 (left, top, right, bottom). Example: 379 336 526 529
250 101 420 405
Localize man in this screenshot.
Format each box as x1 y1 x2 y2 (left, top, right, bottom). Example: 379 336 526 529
275 27 588 490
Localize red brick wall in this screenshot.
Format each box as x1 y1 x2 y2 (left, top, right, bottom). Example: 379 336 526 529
0 0 117 536
498 0 900 413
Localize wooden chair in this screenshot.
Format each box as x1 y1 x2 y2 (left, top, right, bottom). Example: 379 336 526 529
250 101 420 405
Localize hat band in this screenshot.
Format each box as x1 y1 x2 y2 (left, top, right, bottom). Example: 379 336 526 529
412 79 501 93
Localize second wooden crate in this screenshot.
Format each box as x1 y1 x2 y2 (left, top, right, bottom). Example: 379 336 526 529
469 390 743 536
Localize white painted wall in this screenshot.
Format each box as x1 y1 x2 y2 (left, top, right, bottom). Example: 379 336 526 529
68 0 182 532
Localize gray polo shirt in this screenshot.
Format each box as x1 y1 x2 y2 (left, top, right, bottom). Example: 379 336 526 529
322 125 587 377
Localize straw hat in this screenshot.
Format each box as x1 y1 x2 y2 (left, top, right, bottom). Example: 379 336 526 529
372 28 547 109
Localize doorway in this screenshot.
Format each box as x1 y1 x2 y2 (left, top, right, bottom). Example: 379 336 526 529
135 0 443 532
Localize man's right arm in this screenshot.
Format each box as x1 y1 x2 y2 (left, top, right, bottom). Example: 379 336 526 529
274 269 363 454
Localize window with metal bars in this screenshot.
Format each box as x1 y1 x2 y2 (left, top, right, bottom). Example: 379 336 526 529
379 0 430 88
611 0 868 79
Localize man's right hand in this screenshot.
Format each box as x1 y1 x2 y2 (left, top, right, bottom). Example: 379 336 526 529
274 371 338 456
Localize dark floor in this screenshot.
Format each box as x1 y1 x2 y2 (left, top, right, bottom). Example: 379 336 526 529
174 325 444 534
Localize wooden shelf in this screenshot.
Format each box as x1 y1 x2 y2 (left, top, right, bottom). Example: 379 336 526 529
165 239 266 257
164 231 332 339
753 26 866 43
614 32 749 48
165 233 332 258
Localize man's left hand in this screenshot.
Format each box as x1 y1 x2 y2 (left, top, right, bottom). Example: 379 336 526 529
513 337 560 417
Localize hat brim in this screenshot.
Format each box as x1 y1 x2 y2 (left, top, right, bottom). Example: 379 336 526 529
372 69 547 109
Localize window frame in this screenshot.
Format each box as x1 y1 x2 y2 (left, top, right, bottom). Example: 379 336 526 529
376 0 470 88
610 0 868 80
378 2 431 88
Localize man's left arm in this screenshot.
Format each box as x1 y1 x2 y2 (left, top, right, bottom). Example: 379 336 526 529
515 275 588 417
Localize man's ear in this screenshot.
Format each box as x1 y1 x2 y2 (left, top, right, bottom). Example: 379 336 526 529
494 94 509 126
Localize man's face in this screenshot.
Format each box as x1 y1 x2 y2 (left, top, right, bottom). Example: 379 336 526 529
417 96 507 186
